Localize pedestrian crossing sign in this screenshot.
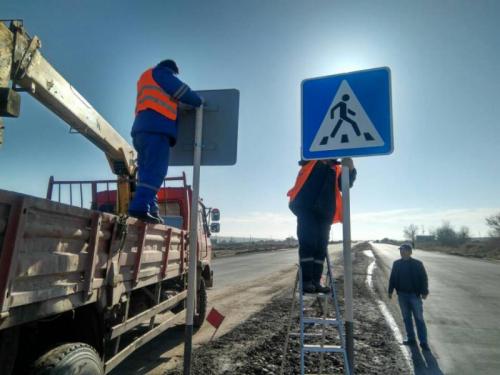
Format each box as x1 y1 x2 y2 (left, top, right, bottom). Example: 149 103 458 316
301 67 393 159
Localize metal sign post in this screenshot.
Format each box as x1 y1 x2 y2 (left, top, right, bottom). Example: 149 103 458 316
341 159 354 372
183 105 204 375
177 88 239 374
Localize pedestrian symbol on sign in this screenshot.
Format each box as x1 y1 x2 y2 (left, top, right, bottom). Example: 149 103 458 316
310 80 384 152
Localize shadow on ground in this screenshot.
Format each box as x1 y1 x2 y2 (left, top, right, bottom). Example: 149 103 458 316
409 345 444 375
110 324 189 374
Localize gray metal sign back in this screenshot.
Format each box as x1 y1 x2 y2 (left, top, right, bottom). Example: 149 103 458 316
170 89 239 166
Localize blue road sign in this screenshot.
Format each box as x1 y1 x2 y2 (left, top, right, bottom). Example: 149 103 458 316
301 67 393 159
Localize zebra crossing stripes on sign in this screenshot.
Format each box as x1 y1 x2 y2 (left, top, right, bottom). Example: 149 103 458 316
301 67 393 159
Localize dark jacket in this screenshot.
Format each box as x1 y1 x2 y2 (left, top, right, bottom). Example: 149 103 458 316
131 65 202 145
289 161 356 222
388 258 429 297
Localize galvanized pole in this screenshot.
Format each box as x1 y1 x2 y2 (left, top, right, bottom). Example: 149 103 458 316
341 158 354 374
183 105 204 375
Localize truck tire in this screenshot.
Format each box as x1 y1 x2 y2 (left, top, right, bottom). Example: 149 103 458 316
193 278 207 327
0 326 19 375
31 342 103 375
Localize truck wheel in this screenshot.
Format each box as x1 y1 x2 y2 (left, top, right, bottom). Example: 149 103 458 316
31 342 103 375
193 278 207 327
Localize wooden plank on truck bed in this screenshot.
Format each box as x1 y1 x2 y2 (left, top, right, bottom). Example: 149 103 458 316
0 189 188 330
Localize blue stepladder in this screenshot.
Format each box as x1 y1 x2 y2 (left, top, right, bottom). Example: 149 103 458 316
280 251 351 375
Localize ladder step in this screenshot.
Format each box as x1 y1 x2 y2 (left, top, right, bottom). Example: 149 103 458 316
303 317 341 326
301 294 319 300
303 344 344 353
289 332 324 337
301 293 330 299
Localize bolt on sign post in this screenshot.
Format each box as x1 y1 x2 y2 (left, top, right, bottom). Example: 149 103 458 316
178 89 239 375
301 67 393 373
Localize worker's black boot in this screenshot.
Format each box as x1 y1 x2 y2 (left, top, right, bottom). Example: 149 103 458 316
302 281 316 294
312 260 329 293
150 212 164 224
128 210 159 224
314 282 331 294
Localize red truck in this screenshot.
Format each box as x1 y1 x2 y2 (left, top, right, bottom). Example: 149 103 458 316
0 21 217 374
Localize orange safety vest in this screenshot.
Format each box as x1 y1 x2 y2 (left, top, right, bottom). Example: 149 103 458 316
287 161 343 224
135 68 178 121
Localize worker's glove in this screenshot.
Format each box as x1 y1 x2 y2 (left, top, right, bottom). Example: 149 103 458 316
342 157 355 171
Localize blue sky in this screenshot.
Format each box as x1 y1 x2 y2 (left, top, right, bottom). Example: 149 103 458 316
1 0 499 240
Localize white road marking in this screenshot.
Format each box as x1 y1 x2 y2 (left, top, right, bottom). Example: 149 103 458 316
362 250 413 372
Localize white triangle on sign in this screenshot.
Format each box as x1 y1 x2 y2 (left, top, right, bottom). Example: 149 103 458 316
309 80 384 152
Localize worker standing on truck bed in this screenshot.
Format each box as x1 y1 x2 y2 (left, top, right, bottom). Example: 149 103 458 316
129 59 203 223
287 158 356 293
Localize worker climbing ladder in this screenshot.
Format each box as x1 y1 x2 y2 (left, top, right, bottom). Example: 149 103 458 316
280 251 351 375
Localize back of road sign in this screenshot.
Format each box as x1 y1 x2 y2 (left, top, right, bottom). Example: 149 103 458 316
301 67 393 160
171 89 239 166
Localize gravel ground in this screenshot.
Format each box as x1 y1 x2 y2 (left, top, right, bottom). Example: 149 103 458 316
170 243 410 374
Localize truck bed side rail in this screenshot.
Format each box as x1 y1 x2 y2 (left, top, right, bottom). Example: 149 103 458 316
46 173 189 212
0 189 189 331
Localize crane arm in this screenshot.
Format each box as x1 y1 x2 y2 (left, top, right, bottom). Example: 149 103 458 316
0 21 136 176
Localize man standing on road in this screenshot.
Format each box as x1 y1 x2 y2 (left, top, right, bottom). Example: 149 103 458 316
388 243 430 351
129 59 203 223
287 158 356 293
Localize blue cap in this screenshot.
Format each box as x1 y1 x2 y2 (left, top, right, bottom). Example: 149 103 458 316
399 243 412 251
158 59 179 74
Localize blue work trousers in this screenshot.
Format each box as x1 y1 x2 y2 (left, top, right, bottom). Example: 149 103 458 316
296 210 331 284
129 132 170 214
398 292 428 344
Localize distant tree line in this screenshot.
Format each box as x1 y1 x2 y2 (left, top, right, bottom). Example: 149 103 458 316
402 222 470 248
486 212 500 238
401 211 500 248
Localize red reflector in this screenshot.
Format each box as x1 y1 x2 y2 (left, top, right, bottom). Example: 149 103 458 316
206 307 225 329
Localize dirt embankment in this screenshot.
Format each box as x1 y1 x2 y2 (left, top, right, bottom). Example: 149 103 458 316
171 243 409 374
111 268 299 374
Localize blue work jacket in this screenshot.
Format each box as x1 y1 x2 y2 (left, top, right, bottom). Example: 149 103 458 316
131 65 202 146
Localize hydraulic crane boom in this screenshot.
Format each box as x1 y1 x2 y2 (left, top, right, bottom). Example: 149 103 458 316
0 21 136 213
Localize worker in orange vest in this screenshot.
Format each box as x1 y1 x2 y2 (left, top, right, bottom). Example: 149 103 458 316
287 158 356 293
129 59 203 223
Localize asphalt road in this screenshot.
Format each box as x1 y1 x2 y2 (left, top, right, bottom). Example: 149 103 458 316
371 243 500 375
212 248 298 288
212 244 343 288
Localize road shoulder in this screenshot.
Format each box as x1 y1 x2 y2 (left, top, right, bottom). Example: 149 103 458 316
170 243 410 374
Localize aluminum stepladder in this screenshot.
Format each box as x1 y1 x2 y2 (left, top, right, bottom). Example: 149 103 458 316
280 251 351 375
